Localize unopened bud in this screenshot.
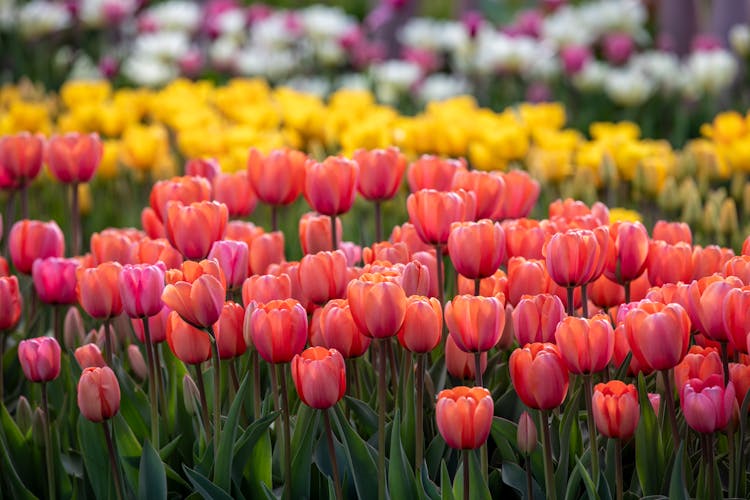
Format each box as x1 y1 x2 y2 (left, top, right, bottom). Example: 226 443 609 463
15 396 32 434
702 202 719 235
64 307 85 350
730 172 745 201
31 408 45 447
127 345 148 381
680 193 703 227
517 411 538 455
719 198 739 236
648 393 661 416
657 177 679 212
183 374 200 416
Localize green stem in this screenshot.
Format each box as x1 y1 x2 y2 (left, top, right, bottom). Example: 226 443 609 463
474 278 481 297
154 346 169 436
581 285 589 319
525 455 534 500
209 329 221 463
378 339 387 500
193 362 212 446
278 365 292 500
415 353 424 475
53 306 62 346
540 410 557 500
661 370 680 448
142 318 159 446
566 287 575 317
71 182 80 256
103 421 124 500
728 426 736 498
705 433 716 500
474 352 483 387
324 410 344 500
463 449 470 500
720 342 730 387
623 281 631 305
435 244 444 308
374 201 382 243
252 350 261 419
331 214 338 251
271 205 278 232
19 183 28 220
583 375 599 484
0 331 5 403
103 318 113 366
41 383 56 500
614 439 623 500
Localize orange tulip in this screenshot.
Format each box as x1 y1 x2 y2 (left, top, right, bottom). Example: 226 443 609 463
248 299 308 363
9 220 65 274
397 296 442 353
76 262 123 319
317 298 371 358
299 212 342 254
624 300 690 371
149 176 212 222
646 240 693 286
165 201 228 260
512 293 566 346
390 222 434 255
75 343 107 368
603 221 649 284
592 381 639 440
347 272 407 339
91 228 138 265
652 220 692 245
242 273 292 307
723 255 750 285
509 342 569 410
248 231 285 275
131 237 183 270
0 132 44 186
212 171 257 217
555 314 614 374
406 155 465 192
451 170 505 220
363 241 411 266
185 157 220 182
691 245 734 280
502 218 546 260
174 258 226 289
545 227 609 288
298 250 349 305
445 294 506 353
77 366 120 422
729 362 750 410
494 170 539 220
435 386 493 450
723 286 750 353
353 147 407 201
588 274 625 309
166 311 212 365
687 275 742 342
674 346 724 390
447 220 505 280
291 347 346 409
161 273 225 329
247 148 307 206
303 156 359 216
457 270 508 297
141 207 165 239
46 132 102 183
506 257 549 306
407 189 476 245
214 301 246 359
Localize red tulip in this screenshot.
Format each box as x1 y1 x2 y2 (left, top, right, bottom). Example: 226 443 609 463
213 171 257 217
242 273 292 307
149 176 212 222
354 147 407 201
407 155 465 192
507 257 549 306
445 294 506 353
688 275 742 342
729 363 750 410
447 220 505 280
9 220 64 274
75 343 107 368
208 240 248 290
32 257 79 305
604 221 649 284
291 347 346 409
18 336 60 382
298 250 349 305
445 335 487 380
185 157 220 182
317 298 371 358
451 169 505 220
652 220 692 245
166 311 212 365
214 301 246 359
407 189 476 245
512 293 565 345
555 314 614 374
165 200 228 260
509 342 569 410
646 240 693 286
249 299 308 363
680 374 735 433
247 148 307 206
162 273 225 329
723 286 750 353
435 386 493 450
46 133 102 183
723 255 750 285
304 156 359 216
624 300 691 371
77 366 121 422
0 133 44 186
0 276 22 330
347 272 407 339
674 346 724 390
592 381 640 440
545 227 609 288
77 262 123 319
494 170 539 220
397 296 442 353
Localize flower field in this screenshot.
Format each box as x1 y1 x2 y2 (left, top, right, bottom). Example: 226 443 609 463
4 1 750 500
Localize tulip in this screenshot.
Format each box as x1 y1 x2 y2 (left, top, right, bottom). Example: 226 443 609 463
503 218 546 260
249 299 308 364
507 257 549 306
555 314 614 375
208 240 248 291
681 374 735 434
652 220 692 245
729 363 750 410
299 212 342 254
18 337 61 383
75 343 107 369
213 171 257 218
624 300 690 372
691 245 734 280
118 263 166 319
178 258 227 289
0 275 23 331
402 253 436 297
131 306 169 344
0 133 44 186
347 272 407 339
248 231 285 275
592 380 639 439
363 241 411 266
298 251 349 306
77 366 121 422
390 222 434 255
446 335 487 380
185 157 220 182
214 301 246 360
247 148 307 229
64 306 85 349
141 207 165 239
688 276 742 349
46 133 102 183
724 255 750 285
604 221 649 301
451 169 506 220
407 189 476 246
354 147 407 201
646 240 693 286
674 346 724 390
513 293 566 346
149 176 212 222
448 220 505 282
90 229 138 265
161 273 225 329
406 155 465 192
517 411 538 455
317 298 371 359
724 286 750 354
457 269 507 297
132 237 183 270
165 200 228 260
510 342 569 410
9 220 65 274
588 274 625 309
494 170 539 219
127 345 148 380
291 347 346 409
77 262 124 320
397 296 442 354
166 311 212 365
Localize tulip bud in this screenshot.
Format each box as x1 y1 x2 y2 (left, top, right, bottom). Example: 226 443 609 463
74 343 107 369
77 366 121 423
517 411 537 455
719 198 739 237
32 408 45 447
18 337 61 383
182 374 200 415
64 307 85 349
127 345 148 380
15 396 32 434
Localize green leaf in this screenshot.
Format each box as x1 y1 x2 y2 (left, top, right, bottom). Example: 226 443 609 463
574 456 599 500
113 413 143 493
0 435 37 500
420 464 442 500
240 431 272 499
231 411 279 482
635 373 665 496
290 404 320 499
557 386 582 498
440 460 455 500
78 414 114 500
183 465 233 500
490 417 544 481
331 405 378 500
215 374 249 492
388 410 417 499
452 451 491 500
501 460 544 500
138 440 166 500
668 442 688 500
343 396 377 435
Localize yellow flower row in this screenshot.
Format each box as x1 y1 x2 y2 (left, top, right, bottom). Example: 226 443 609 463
0 79 745 195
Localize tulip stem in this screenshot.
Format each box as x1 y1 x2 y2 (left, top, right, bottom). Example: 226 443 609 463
474 278 480 297
728 426 736 497
661 369 680 448
387 340 398 405
71 182 80 256
103 318 113 366
415 353 424 475
377 339 387 500
53 306 62 346
252 350 261 419
566 287 575 317
435 244 444 307
154 346 169 435
141 318 160 446
19 183 28 220
704 432 716 500
323 410 344 500
270 205 278 232
102 421 124 500
330 215 338 251
229 359 240 393
720 342 730 386
525 454 534 500
41 382 56 500
580 285 589 318
2 190 15 259
270 362 281 412
540 410 557 500
374 201 382 243
583 375 599 484
614 439 623 500
193 363 212 446
474 353 483 387
278 364 292 500
623 281 631 304
463 449 470 500
209 330 221 464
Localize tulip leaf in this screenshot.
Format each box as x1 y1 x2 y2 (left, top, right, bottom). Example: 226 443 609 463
736 387 750 498
557 385 582 498
231 411 278 483
215 373 249 492
635 373 665 497
614 352 632 381
290 403 320 499
440 460 455 500
452 450 491 500
343 396 377 435
138 439 166 500
501 460 544 500
239 431 272 498
0 435 37 500
574 456 600 500
668 442 688 500
425 433 447 479
0 402 39 489
183 465 233 500
112 413 143 492
77 414 115 500
331 405 379 500
420 463 442 500
490 417 544 480
388 410 417 499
